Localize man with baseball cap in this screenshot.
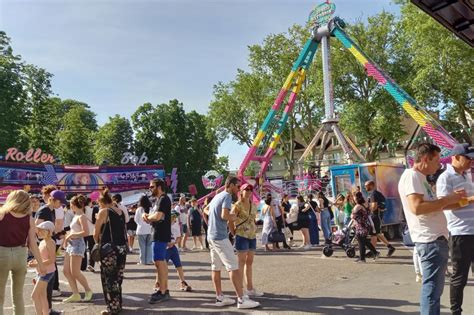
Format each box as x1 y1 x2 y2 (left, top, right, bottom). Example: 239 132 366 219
436 143 474 315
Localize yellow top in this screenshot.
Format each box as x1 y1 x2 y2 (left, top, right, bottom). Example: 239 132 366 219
233 200 257 239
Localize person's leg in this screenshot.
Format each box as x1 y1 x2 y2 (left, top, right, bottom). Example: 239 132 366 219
181 225 189 249
46 270 54 309
31 279 48 315
71 255 91 292
323 210 331 241
10 247 27 315
302 228 310 245
156 254 169 292
365 238 378 256
146 235 154 264
357 235 366 261
129 233 135 251
245 251 255 291
63 253 79 294
192 236 198 248
237 251 247 289
137 234 145 264
212 271 223 296
53 245 60 291
417 240 449 315
449 235 473 315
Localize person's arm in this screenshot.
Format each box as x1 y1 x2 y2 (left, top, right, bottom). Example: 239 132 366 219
228 204 240 235
407 193 463 215
65 215 89 242
94 208 108 243
135 208 143 226
27 217 45 274
269 205 276 226
368 215 376 234
220 195 236 221
147 210 164 222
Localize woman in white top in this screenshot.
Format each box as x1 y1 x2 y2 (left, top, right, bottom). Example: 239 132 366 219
135 195 153 265
62 195 93 303
82 198 97 272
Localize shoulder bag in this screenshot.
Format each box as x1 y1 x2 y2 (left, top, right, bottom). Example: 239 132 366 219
90 209 114 262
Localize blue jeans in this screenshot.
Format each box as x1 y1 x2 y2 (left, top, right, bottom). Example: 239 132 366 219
320 210 331 241
415 238 449 315
137 234 153 264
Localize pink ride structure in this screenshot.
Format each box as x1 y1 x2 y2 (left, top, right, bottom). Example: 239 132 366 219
199 1 458 203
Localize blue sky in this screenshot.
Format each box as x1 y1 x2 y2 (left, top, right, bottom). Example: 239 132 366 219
0 0 398 169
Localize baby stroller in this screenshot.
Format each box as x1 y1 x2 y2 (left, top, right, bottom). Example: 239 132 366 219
322 220 356 258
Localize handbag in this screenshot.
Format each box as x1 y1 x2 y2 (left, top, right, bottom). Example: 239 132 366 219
91 209 114 262
268 230 285 243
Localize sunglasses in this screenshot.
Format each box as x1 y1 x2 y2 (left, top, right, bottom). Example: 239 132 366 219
244 188 253 191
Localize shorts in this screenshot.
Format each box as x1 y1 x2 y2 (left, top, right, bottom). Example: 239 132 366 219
190 223 202 237
127 230 137 237
371 214 382 234
166 245 182 268
153 241 168 261
235 236 256 252
66 238 86 257
181 224 188 234
209 238 239 271
37 271 55 283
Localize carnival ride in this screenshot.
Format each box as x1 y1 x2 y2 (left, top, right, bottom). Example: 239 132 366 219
199 1 458 202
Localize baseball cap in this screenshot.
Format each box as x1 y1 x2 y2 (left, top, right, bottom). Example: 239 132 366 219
171 210 179 218
190 197 197 202
240 183 254 191
37 221 55 233
50 190 67 204
450 143 474 159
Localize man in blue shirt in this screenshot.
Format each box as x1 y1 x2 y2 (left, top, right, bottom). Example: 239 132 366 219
205 176 260 309
436 143 474 315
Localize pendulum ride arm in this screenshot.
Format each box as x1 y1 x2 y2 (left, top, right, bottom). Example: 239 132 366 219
237 39 319 181
332 23 458 153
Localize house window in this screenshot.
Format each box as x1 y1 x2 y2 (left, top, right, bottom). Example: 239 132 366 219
332 137 339 147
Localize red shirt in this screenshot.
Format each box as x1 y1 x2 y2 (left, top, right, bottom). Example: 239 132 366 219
0 213 30 247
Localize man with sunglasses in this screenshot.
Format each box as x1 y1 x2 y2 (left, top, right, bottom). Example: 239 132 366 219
143 179 172 304
436 143 474 315
206 176 260 309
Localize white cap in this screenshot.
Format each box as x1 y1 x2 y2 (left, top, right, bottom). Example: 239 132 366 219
36 221 55 233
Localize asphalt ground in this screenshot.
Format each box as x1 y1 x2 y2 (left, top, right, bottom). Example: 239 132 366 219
2 233 473 315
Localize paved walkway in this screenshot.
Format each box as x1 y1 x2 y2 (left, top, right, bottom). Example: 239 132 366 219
3 239 473 314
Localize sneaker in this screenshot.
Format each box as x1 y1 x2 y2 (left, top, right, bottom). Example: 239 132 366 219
199 246 204 251
415 273 422 283
354 259 366 263
237 296 260 309
387 246 396 257
87 265 95 273
149 290 170 304
52 290 62 297
180 281 192 292
303 244 311 250
245 288 264 297
83 291 93 302
63 293 81 303
215 294 235 307
373 251 381 260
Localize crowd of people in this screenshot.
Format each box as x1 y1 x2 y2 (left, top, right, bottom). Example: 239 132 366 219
0 143 473 314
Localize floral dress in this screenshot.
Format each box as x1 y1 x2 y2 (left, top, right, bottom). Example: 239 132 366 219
353 205 371 237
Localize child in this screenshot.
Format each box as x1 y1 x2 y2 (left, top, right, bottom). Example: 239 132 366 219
29 221 57 315
155 211 192 292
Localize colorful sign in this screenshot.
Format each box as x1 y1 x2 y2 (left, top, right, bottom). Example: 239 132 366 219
202 170 223 189
0 162 166 193
308 1 336 28
121 152 148 165
5 148 55 164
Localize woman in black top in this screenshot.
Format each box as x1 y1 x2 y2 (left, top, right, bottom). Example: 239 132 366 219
127 204 137 253
94 189 127 315
296 195 311 250
280 194 293 246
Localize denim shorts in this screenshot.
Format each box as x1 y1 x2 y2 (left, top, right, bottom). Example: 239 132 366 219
153 241 168 261
66 238 86 257
235 235 257 252
37 271 55 283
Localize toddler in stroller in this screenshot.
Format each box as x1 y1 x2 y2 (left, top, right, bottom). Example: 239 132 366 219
322 220 356 258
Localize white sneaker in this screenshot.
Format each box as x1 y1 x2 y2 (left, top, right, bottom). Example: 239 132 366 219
215 295 235 307
199 246 204 251
303 244 311 250
52 290 62 297
245 288 264 297
191 246 197 251
237 296 260 309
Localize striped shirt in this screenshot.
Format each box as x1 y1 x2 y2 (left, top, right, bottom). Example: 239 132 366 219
436 164 474 235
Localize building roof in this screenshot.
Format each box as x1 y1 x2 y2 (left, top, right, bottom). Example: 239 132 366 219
411 0 474 47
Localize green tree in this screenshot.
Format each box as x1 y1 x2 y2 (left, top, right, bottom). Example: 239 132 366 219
94 115 133 165
0 31 27 153
398 2 473 141
57 106 96 164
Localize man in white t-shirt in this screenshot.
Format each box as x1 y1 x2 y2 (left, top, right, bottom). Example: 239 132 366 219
398 143 465 315
435 143 474 315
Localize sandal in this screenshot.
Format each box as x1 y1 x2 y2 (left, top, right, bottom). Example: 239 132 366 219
181 281 192 292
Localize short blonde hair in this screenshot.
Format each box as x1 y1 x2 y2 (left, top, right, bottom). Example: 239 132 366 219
0 190 31 216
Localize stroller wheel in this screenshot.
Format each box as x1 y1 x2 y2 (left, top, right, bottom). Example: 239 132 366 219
323 246 334 257
345 247 356 258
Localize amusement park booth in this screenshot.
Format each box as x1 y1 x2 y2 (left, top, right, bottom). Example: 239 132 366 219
329 162 406 239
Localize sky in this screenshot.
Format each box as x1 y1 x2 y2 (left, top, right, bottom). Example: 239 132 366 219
0 0 399 169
